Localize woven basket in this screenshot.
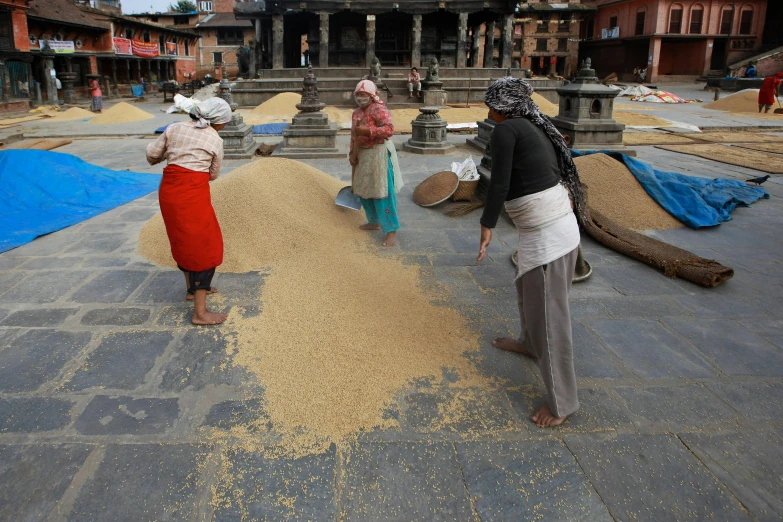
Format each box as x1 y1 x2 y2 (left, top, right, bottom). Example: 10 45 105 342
452 179 479 202
413 171 459 207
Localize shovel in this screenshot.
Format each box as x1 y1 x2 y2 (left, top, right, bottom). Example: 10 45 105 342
775 98 783 115
335 164 362 210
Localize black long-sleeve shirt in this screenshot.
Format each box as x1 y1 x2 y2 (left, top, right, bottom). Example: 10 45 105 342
479 118 562 229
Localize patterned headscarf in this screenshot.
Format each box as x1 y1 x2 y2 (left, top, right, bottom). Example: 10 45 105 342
485 77 588 225
190 97 232 129
354 80 383 104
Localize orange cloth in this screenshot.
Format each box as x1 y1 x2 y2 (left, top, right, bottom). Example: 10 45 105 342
159 164 223 272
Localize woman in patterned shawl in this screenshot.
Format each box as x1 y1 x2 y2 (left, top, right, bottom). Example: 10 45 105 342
349 80 404 247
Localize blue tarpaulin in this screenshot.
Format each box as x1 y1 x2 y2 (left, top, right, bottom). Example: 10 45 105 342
252 123 288 135
0 150 161 253
155 124 170 134
572 151 769 229
131 85 144 97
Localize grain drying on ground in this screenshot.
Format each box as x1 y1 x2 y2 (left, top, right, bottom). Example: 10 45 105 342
622 132 694 146
47 107 96 121
703 89 760 113
0 115 43 127
249 92 301 115
613 111 671 127
657 144 783 174
574 153 683 230
139 158 494 460
734 142 783 154
89 102 154 124
690 132 782 144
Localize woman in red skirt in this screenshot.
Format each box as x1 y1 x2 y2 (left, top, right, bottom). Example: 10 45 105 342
146 98 232 325
758 73 783 113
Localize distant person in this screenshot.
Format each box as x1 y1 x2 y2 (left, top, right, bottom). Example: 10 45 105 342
758 72 783 113
639 67 647 83
145 98 233 326
745 63 758 78
88 77 103 113
140 76 147 92
633 67 642 83
407 67 422 99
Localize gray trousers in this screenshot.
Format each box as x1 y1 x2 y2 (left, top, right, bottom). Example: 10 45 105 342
515 247 579 418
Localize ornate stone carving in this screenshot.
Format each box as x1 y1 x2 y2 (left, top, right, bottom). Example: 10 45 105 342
296 64 326 113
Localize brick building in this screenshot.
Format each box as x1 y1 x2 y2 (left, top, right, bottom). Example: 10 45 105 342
0 0 199 110
580 0 769 82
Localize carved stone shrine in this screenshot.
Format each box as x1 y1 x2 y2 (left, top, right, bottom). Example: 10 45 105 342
402 107 454 155
421 57 447 107
217 80 259 159
273 65 343 159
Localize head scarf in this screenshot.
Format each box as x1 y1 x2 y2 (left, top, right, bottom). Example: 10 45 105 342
485 77 588 225
354 80 383 104
190 97 232 129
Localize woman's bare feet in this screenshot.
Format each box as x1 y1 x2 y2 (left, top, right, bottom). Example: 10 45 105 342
192 310 228 325
383 231 397 247
360 223 381 231
186 287 218 301
530 404 568 428
492 337 536 358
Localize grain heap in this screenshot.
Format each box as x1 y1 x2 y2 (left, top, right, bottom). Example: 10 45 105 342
89 102 154 124
139 158 490 457
48 107 96 121
574 153 682 230
249 92 301 115
703 89 759 113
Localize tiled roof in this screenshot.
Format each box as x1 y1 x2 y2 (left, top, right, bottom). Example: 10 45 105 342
197 13 252 28
27 0 110 30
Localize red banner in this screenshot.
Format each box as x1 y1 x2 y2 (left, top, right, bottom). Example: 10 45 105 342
550 56 557 65
131 40 159 58
539 56 545 68
113 37 132 55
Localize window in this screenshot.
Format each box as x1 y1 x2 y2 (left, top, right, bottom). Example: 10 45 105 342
174 17 189 25
635 10 646 35
184 39 190 56
217 28 244 46
124 28 134 39
668 6 683 34
199 1 213 12
212 51 223 64
0 9 12 50
159 34 165 53
538 13 550 33
739 9 753 35
558 13 571 33
557 38 568 52
689 7 703 34
143 31 151 43
720 9 733 35
609 16 618 29
536 38 548 51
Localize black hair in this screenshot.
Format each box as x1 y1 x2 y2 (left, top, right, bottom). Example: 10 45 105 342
411 67 417 72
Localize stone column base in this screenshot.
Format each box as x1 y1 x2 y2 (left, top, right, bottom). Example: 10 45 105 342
219 113 260 159
273 114 345 159
422 89 447 107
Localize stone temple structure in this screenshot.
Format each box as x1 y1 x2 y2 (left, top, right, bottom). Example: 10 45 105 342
217 79 259 160
551 58 628 153
273 65 343 159
402 107 454 155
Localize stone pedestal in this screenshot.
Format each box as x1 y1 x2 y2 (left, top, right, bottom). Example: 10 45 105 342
58 72 78 104
402 107 454 155
422 89 447 107
466 118 495 159
551 58 634 155
273 111 343 158
219 112 259 159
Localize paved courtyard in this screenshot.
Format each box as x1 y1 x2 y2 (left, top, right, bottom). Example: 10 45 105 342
1 93 782 520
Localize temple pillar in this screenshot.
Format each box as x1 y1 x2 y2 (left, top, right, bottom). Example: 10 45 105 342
272 14 284 69
647 37 661 82
366 14 376 68
111 59 118 87
412 14 422 68
483 20 495 68
319 12 329 67
501 15 513 69
470 24 481 67
457 13 468 68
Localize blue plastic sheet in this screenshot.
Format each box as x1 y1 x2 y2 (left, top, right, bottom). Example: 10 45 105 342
0 150 161 253
131 85 144 97
572 150 769 229
155 124 170 134
252 123 289 135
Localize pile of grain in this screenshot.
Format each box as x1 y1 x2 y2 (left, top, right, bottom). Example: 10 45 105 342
139 158 489 456
574 153 682 230
47 107 96 121
614 111 671 127
249 92 301 115
532 93 559 116
89 102 154 124
703 89 759 113
657 144 783 174
622 132 693 146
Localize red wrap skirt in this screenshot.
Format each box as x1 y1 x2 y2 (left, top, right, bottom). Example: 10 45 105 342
159 164 223 272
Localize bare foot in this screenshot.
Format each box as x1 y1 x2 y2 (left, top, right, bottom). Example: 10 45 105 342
530 404 568 428
360 223 381 231
186 287 218 301
492 337 536 358
192 310 228 325
383 231 397 247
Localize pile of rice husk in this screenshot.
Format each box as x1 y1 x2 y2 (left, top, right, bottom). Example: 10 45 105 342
703 89 759 113
691 131 781 144
735 143 783 154
139 158 490 458
623 132 694 146
574 153 682 230
657 144 783 174
89 102 154 124
614 111 671 127
47 107 96 121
